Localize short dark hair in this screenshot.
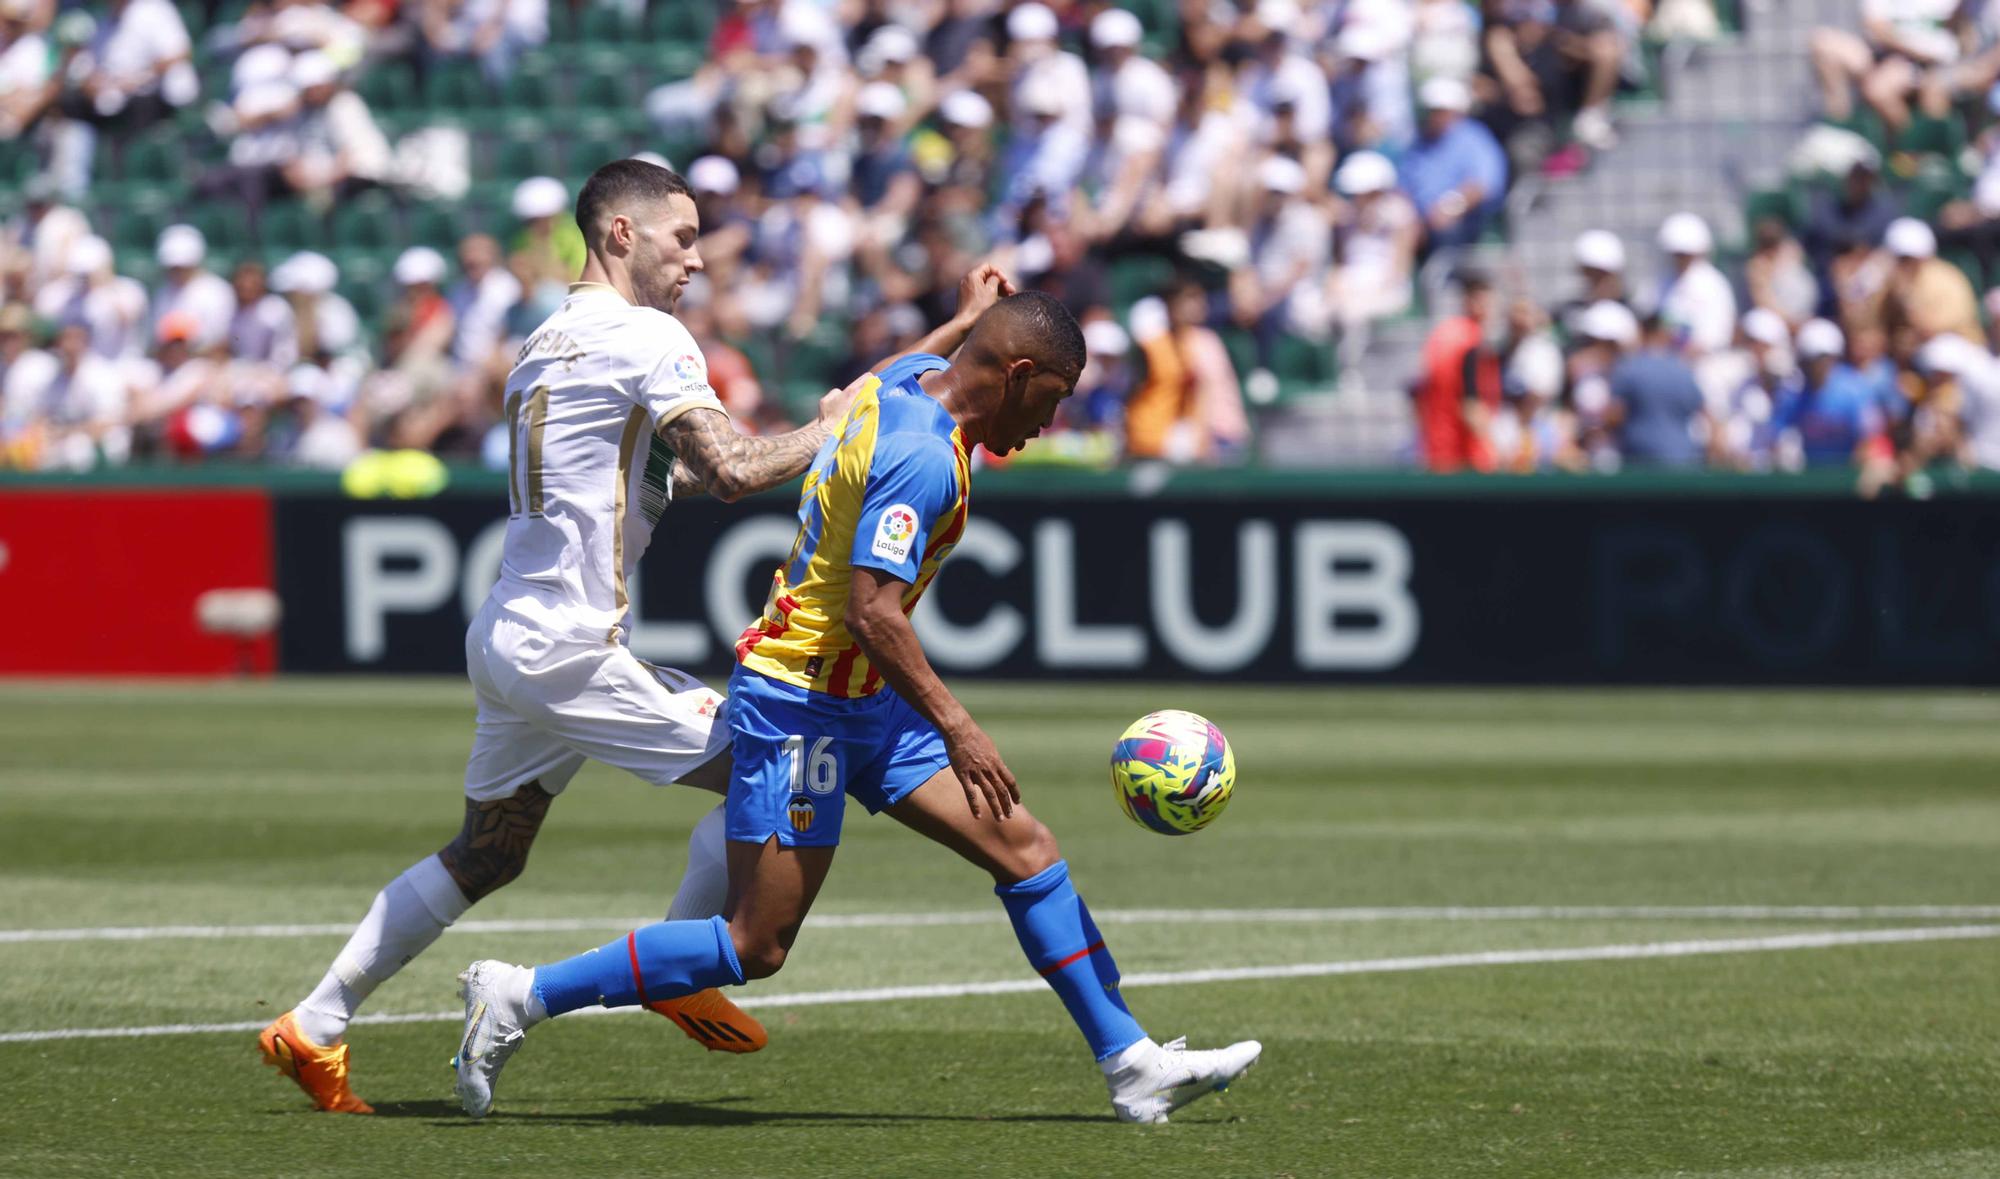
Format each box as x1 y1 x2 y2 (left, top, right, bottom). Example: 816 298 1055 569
575 159 694 237
977 290 1087 377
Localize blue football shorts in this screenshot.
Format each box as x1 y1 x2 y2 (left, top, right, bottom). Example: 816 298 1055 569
724 664 953 847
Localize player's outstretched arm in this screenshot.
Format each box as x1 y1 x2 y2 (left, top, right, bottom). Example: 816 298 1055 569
877 263 1015 370
846 566 1019 819
662 374 866 502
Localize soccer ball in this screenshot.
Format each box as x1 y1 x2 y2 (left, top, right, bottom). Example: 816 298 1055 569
1110 710 1235 835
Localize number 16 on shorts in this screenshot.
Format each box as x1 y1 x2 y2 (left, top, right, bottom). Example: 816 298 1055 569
782 736 839 834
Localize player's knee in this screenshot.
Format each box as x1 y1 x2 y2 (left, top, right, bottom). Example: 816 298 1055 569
437 838 531 902
730 928 790 980
996 817 1062 883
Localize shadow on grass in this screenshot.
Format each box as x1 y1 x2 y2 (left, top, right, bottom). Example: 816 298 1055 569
365 1096 1105 1127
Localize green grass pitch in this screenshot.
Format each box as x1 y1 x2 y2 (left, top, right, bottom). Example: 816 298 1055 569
2 680 1998 1178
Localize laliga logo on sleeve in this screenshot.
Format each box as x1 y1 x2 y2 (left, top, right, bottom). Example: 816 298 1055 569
671 352 703 383
872 504 918 563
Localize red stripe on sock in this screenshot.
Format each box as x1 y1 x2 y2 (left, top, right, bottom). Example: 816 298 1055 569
626 931 650 1007
1038 940 1106 976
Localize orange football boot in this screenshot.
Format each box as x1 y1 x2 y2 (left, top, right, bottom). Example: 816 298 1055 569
648 988 767 1053
257 1010 374 1113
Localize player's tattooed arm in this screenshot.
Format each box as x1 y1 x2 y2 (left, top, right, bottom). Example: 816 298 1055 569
660 374 869 501
437 781 554 901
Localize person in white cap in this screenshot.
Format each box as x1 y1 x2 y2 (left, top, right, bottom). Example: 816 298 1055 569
1711 307 1799 470
1090 7 1175 130
1607 309 1711 469
1232 154 1333 374
938 89 998 191
1883 215 1982 345
1328 149 1419 375
998 74 1091 215
1401 75 1508 249
280 360 363 470
382 246 457 392
151 224 236 352
851 81 921 221
1006 1 1091 140
271 250 363 361
12 320 132 470
1329 18 1415 154
1772 316 1887 469
1652 212 1735 358
31 233 148 361
286 49 391 197
1918 331 2000 471
447 232 522 370
511 175 583 289
1243 0 1333 152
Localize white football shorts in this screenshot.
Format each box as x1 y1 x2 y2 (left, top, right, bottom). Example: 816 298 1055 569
462 599 730 802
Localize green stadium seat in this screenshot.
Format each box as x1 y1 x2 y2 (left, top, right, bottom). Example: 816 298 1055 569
1894 114 1965 159
260 200 325 252
1273 333 1336 396
573 54 638 116
1743 187 1798 232
502 61 559 111
566 125 633 185
355 65 418 113
187 201 255 256
648 1 715 45
1944 247 1985 291
423 59 488 112
329 192 402 254
495 130 562 183
1108 256 1175 309
107 199 177 255
575 4 639 44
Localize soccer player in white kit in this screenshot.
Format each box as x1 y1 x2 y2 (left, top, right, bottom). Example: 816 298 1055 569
258 159 931 1113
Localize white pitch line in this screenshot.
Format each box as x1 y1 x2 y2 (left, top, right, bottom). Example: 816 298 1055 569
5 905 2000 944
3 923 1995 1045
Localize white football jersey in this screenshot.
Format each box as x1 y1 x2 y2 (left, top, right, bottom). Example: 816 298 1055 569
487 281 725 645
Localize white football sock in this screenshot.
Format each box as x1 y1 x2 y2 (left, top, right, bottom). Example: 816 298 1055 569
664 803 730 922
295 854 470 1045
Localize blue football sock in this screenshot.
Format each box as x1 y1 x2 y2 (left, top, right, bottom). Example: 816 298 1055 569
996 859 1146 1061
531 915 744 1018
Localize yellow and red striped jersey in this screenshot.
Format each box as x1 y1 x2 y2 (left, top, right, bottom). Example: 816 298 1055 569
736 354 970 697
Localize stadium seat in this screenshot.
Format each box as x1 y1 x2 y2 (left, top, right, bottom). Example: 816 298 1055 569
260 200 325 253
423 60 488 114
573 53 638 116
329 192 402 254
575 4 639 45
648 1 715 46
1743 187 1799 232
1273 334 1337 398
1108 256 1176 310
187 202 255 256
502 61 559 112
355 65 418 113
494 130 563 184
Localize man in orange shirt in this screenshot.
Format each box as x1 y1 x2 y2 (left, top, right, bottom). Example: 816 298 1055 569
1414 269 1502 471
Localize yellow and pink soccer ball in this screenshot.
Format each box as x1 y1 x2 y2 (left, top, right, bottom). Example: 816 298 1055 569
1109 710 1236 835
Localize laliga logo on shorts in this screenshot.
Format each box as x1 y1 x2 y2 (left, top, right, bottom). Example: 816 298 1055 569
787 797 815 833
671 352 702 382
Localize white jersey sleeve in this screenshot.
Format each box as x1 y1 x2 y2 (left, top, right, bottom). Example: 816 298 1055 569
626 311 726 430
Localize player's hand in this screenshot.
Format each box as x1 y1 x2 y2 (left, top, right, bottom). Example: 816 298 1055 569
946 724 1018 820
816 371 871 430
956 262 1015 324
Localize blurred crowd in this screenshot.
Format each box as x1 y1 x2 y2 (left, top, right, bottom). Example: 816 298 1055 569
1412 0 2000 485
1417 207 2000 484
0 0 1746 475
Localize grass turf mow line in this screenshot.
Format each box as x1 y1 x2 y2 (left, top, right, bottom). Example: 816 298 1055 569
7 905 2000 943
5 922 1994 1045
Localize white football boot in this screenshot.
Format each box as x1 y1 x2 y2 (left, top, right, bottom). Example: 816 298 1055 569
1105 1035 1263 1124
452 959 540 1118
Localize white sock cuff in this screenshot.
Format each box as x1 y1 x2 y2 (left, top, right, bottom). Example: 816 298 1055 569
405 854 471 925
1100 1037 1158 1076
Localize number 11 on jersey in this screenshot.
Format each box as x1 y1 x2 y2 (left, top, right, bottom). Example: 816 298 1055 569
782 735 838 795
